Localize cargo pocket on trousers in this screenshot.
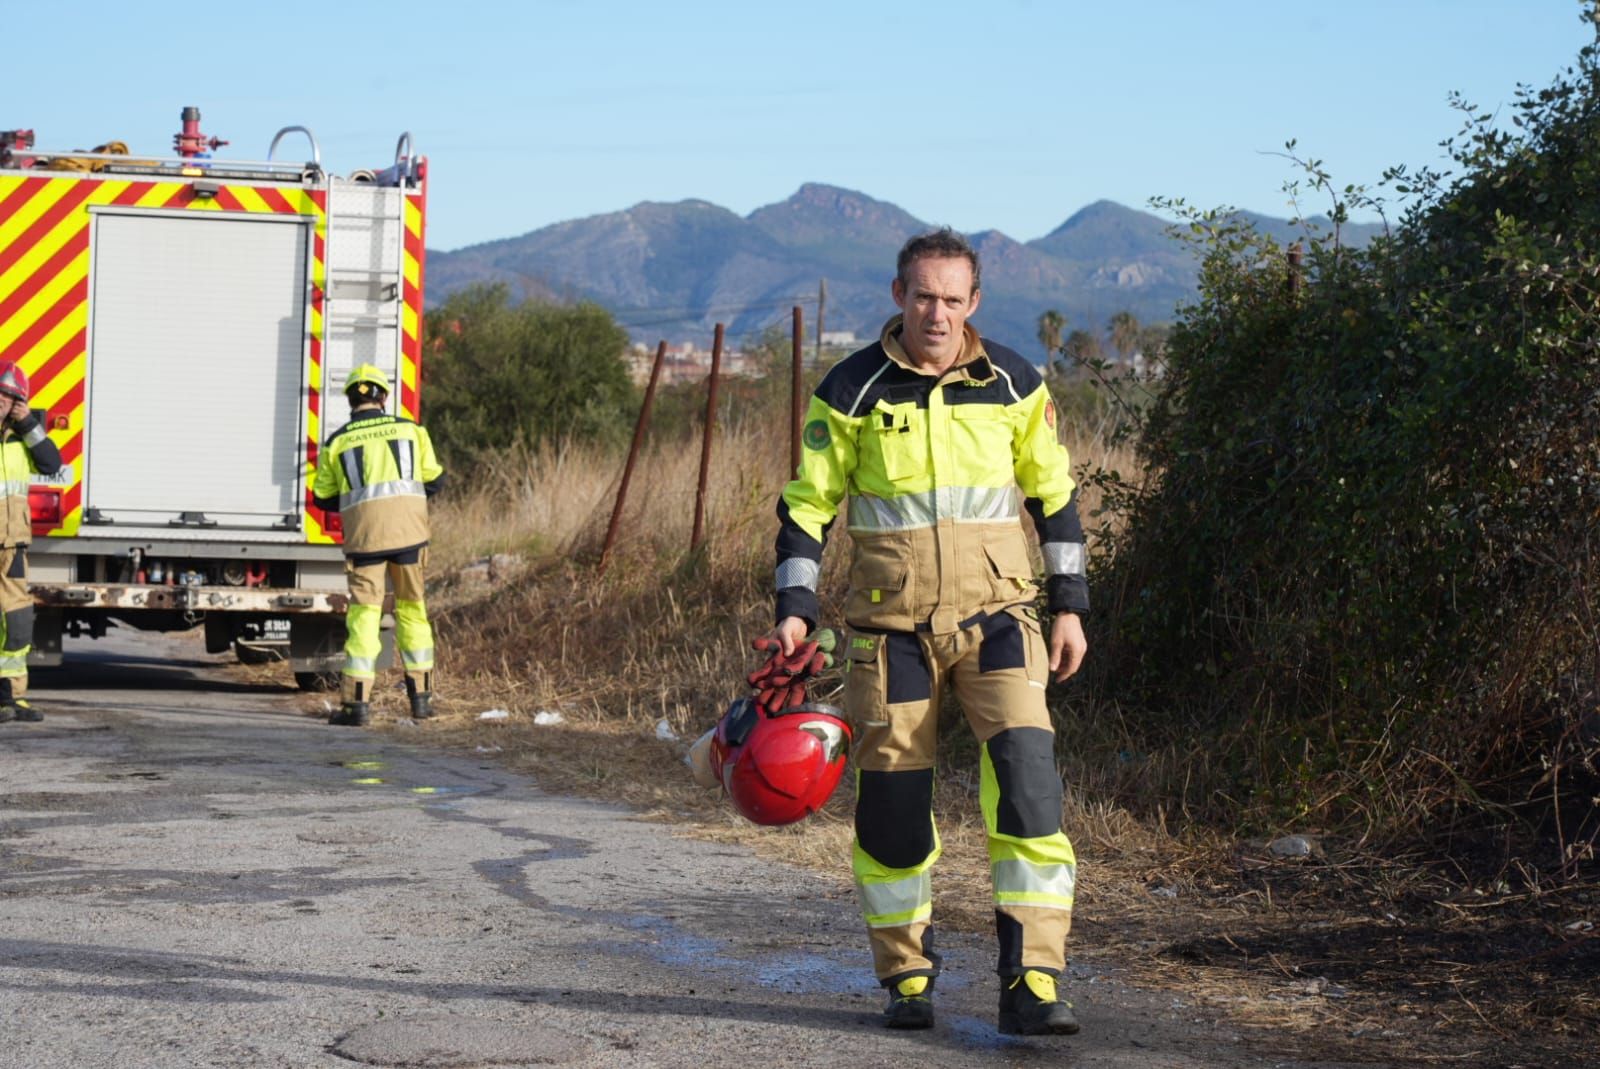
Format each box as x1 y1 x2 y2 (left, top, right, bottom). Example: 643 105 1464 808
1004 603 1050 690
842 631 887 738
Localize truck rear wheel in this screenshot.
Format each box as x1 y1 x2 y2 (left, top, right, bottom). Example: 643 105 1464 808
289 617 345 692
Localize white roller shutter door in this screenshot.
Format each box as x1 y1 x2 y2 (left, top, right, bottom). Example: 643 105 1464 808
84 210 309 529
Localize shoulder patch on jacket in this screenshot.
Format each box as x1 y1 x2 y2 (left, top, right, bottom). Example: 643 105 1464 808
803 419 831 450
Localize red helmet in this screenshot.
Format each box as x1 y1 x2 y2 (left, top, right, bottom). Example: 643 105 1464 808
0 362 28 403
709 697 852 826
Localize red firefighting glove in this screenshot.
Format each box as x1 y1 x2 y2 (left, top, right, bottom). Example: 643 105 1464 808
748 629 835 713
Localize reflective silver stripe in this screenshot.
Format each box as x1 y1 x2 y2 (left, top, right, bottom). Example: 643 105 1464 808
775 558 820 591
341 480 426 509
342 656 376 677
993 859 1077 902
0 651 27 673
0 479 29 498
859 871 932 927
400 646 434 668
847 358 894 418
395 438 414 481
990 360 1024 403
1041 542 1086 577
846 486 1018 532
340 449 364 493
22 423 46 446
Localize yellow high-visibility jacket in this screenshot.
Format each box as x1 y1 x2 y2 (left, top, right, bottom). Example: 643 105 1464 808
1 410 62 548
776 317 1087 633
312 408 444 557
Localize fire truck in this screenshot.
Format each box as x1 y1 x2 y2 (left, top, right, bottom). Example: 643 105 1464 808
0 108 428 688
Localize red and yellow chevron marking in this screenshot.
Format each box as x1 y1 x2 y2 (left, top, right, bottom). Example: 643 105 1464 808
299 187 333 544
399 179 427 420
0 172 326 539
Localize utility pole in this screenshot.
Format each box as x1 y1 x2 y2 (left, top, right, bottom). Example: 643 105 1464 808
791 306 804 475
815 278 826 366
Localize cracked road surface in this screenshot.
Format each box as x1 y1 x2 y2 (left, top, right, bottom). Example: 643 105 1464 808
0 631 1374 1068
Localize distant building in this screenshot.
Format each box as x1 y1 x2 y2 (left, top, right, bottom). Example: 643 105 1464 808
821 330 858 347
626 340 753 385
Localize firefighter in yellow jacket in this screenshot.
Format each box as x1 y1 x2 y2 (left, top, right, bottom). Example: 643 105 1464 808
312 364 445 727
770 230 1088 1036
0 362 62 724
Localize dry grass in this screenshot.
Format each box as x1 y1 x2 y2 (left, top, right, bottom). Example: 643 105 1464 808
426 415 1136 574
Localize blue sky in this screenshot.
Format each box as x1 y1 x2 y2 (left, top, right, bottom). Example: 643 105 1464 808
7 2 1593 251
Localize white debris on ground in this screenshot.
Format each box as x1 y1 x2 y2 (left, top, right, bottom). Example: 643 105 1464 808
533 710 564 726
654 719 679 741
1268 834 1314 859
685 729 719 788
478 709 511 721
457 553 526 584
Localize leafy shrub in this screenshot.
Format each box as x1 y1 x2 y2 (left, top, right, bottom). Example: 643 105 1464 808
422 284 636 461
1087 11 1600 876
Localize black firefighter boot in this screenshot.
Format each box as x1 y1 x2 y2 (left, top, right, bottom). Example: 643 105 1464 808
998 970 1080 1036
329 701 370 727
882 974 935 1030
0 677 36 722
330 680 370 727
405 675 434 720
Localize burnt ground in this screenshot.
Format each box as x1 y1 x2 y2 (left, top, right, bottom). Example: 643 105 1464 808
1073 838 1600 1069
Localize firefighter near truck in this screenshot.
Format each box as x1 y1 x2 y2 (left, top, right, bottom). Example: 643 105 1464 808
0 107 429 689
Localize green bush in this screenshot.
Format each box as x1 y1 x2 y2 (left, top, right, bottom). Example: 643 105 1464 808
422 284 636 461
1087 10 1600 874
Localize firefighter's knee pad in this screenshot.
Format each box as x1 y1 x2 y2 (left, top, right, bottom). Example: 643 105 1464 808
2 606 32 650
982 727 1064 839
856 767 936 870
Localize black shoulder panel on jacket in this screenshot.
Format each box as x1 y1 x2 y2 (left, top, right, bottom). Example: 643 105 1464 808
981 339 1044 399
814 342 892 416
325 412 401 448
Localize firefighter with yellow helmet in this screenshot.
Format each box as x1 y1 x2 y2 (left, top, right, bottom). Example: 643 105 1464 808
0 361 61 724
769 229 1088 1036
312 364 445 726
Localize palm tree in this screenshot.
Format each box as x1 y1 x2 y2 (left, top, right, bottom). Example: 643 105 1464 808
1063 329 1103 365
1037 309 1066 363
1108 311 1140 363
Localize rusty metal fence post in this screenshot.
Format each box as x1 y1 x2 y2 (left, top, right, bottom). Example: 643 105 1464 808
790 305 804 476
599 339 665 575
690 323 725 556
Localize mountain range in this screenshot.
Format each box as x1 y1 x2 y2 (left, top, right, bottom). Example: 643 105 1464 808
425 183 1385 361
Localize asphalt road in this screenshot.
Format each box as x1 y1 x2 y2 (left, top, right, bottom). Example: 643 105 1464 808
0 629 1378 1069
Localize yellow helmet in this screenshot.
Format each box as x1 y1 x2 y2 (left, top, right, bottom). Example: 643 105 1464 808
344 363 391 401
